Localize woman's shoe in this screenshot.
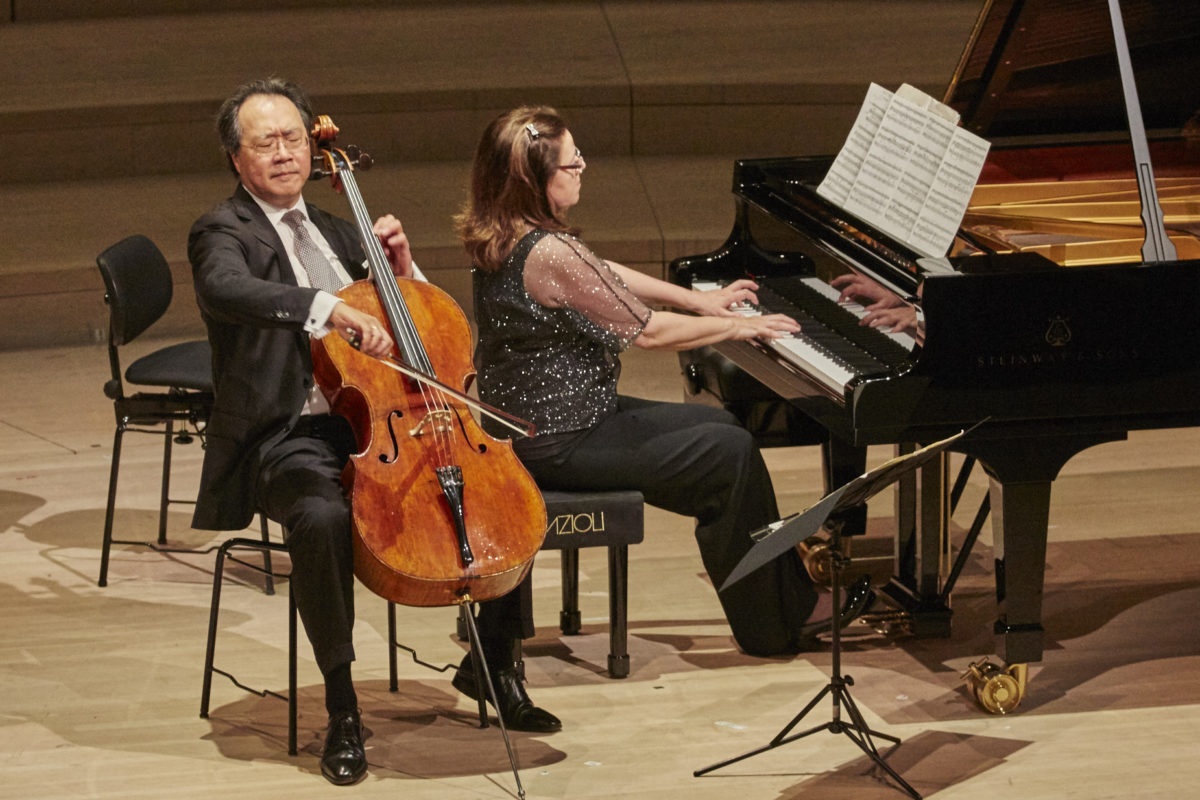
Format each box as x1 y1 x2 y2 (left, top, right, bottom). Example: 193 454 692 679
452 654 562 733
796 574 876 642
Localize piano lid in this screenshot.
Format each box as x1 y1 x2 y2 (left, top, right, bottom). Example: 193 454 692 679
944 0 1200 142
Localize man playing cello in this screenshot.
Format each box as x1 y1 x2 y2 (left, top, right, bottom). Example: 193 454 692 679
189 77 559 787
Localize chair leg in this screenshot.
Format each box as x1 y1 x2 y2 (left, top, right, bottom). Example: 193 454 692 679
388 602 398 692
607 545 630 679
157 420 174 545
200 537 296 755
258 515 275 596
99 425 125 587
200 540 232 720
560 549 582 635
288 587 297 756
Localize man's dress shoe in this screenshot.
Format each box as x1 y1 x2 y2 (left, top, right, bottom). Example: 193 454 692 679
797 574 876 643
321 710 367 786
452 655 562 733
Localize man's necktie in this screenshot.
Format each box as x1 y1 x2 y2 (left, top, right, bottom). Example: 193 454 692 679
282 209 343 293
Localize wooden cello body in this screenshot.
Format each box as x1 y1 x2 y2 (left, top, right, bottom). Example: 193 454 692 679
308 121 546 607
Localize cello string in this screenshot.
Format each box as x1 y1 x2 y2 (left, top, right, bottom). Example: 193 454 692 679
341 174 457 465
336 160 429 371
335 153 457 465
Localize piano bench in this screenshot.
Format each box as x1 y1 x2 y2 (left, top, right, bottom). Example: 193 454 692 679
541 489 644 679
458 488 645 678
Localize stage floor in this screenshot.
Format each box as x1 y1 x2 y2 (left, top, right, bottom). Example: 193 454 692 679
2 341 1198 799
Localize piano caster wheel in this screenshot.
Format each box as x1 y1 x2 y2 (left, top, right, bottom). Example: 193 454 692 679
962 659 1028 714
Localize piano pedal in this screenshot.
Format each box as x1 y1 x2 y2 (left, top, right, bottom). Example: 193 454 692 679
796 534 836 587
961 659 1028 714
859 608 915 638
797 533 882 591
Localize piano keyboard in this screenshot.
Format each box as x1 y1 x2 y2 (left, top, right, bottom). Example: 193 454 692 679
692 276 916 393
792 276 917 352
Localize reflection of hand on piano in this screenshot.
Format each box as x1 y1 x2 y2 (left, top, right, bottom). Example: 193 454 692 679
831 272 921 337
861 304 919 338
831 271 897 306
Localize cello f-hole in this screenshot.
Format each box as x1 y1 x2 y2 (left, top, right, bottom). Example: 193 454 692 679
380 410 404 464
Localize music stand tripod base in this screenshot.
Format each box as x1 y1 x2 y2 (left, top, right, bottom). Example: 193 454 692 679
694 531 921 800
693 430 976 797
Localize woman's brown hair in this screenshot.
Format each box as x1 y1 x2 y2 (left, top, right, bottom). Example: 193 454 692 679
456 106 580 271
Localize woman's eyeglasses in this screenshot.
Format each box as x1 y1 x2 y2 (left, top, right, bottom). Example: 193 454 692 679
557 148 586 175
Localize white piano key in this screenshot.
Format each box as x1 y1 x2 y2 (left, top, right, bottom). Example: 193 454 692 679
692 278 856 392
769 335 857 392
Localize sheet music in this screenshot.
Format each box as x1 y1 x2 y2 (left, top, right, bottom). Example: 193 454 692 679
818 83 990 259
816 82 893 206
907 127 991 256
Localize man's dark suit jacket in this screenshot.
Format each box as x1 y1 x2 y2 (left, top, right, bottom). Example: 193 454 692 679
188 184 366 531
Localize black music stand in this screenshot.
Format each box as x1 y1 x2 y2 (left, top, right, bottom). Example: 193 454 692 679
694 429 973 799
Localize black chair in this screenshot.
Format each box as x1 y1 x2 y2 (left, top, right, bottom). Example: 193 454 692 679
96 234 271 587
201 539 501 756
200 536 298 752
201 495 644 792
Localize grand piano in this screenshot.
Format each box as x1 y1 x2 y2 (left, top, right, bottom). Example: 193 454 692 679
669 0 1200 706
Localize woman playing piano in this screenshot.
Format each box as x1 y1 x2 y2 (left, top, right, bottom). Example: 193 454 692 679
456 105 874 660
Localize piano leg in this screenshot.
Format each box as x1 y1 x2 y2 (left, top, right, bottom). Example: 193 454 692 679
988 476 1051 664
971 431 1126 665
821 434 867 536
881 449 954 637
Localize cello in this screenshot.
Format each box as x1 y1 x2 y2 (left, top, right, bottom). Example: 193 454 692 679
306 116 546 608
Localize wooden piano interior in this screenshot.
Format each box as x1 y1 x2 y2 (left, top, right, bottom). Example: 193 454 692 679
959 140 1200 264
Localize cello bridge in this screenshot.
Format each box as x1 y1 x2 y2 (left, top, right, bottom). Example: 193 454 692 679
410 409 453 437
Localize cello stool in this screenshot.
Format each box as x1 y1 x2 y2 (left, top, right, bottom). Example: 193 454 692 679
200 537 497 758
455 489 645 679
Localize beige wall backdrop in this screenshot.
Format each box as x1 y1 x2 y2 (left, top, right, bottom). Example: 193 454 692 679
0 1 982 349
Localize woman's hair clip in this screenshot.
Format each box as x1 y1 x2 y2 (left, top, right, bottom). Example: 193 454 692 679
525 122 541 141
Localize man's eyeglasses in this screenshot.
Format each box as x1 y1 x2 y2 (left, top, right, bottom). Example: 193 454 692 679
244 130 309 156
557 148 586 175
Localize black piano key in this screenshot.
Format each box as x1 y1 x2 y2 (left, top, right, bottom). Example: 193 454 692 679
746 295 888 377
758 277 914 368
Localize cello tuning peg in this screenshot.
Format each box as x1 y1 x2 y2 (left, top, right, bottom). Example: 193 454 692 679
342 145 371 170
